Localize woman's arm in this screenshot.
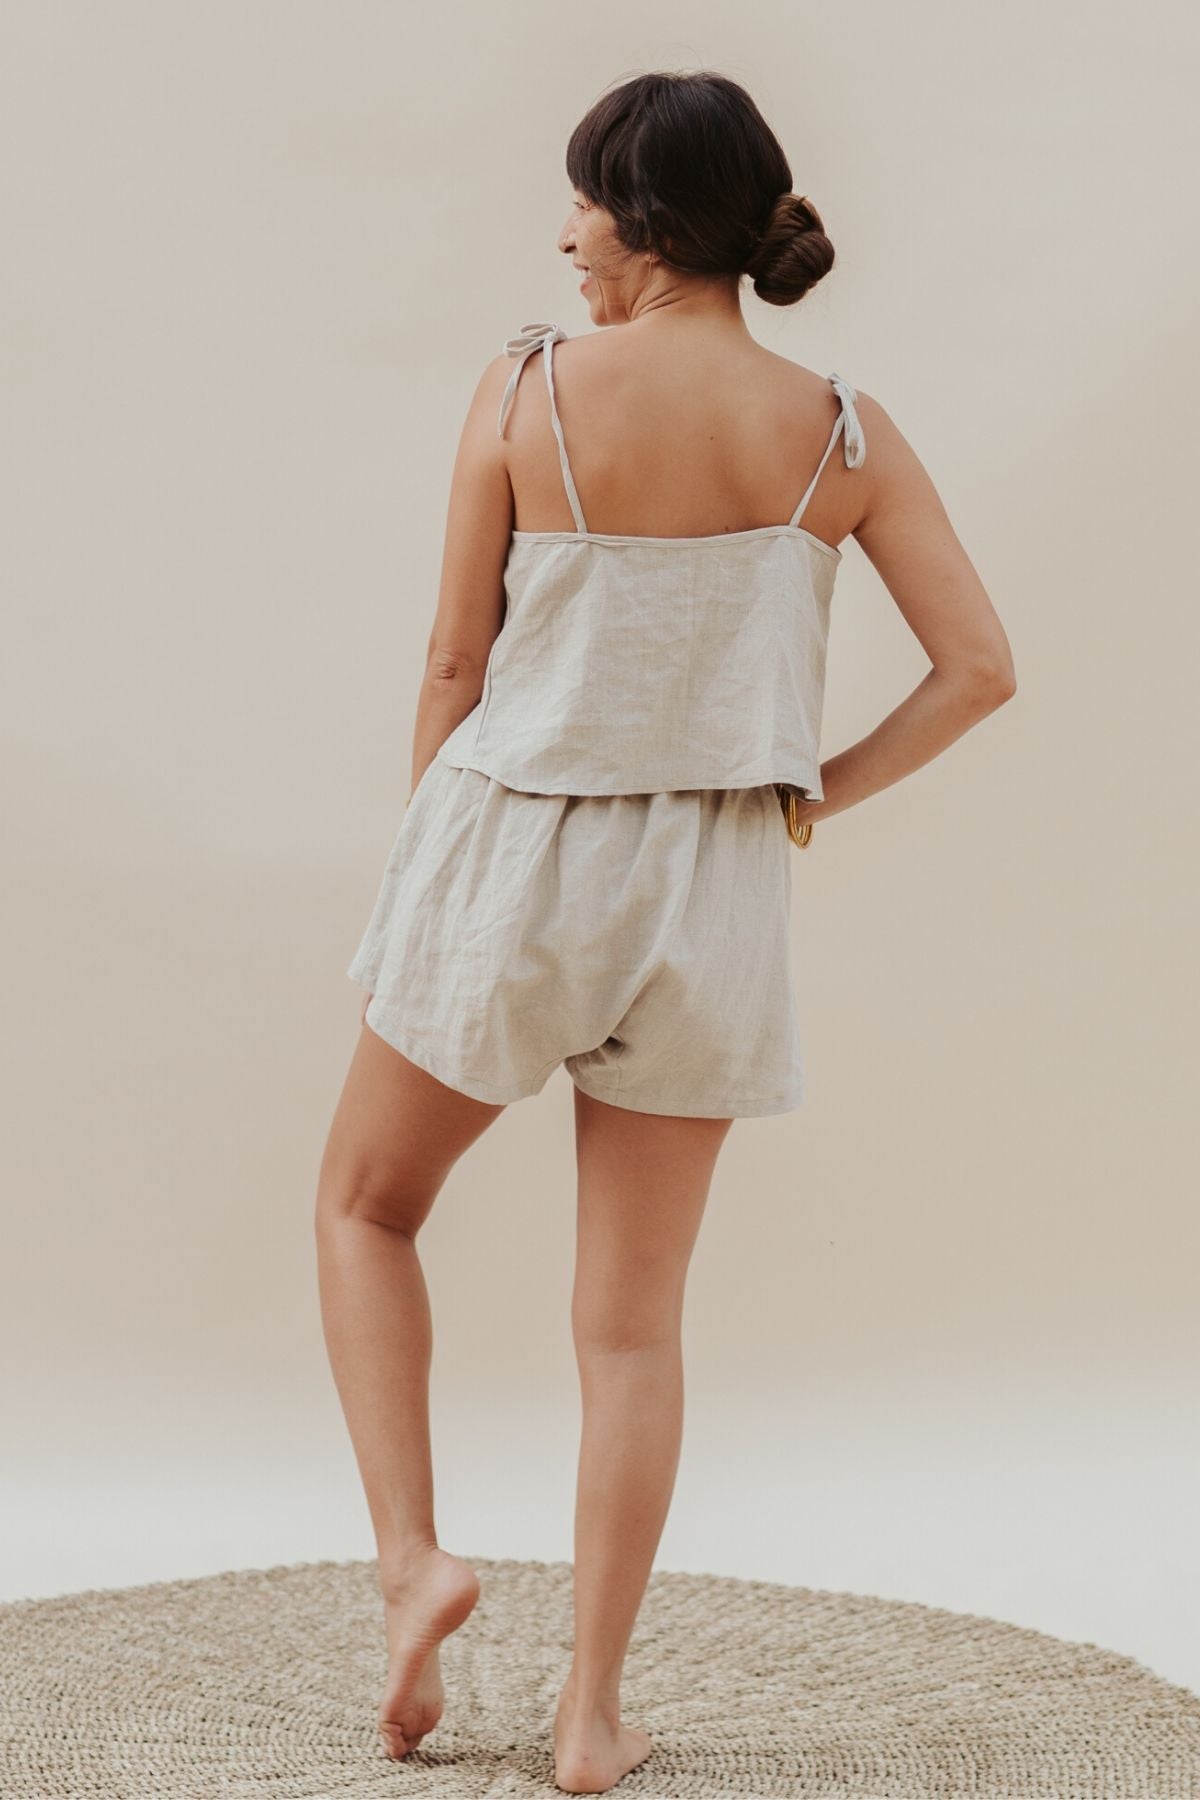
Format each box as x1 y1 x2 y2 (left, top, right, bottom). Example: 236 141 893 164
407 351 517 800
800 389 1018 824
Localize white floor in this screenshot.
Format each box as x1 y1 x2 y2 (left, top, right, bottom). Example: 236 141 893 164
7 1391 1197 1703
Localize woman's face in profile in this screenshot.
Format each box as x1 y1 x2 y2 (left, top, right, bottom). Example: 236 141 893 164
560 189 644 322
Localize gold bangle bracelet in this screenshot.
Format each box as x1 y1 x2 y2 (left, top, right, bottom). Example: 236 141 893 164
779 786 815 849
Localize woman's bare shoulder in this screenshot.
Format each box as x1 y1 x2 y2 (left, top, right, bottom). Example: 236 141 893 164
844 384 947 530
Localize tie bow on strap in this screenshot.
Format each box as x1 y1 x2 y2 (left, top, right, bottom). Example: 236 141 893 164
504 321 564 357
828 372 866 468
498 321 566 438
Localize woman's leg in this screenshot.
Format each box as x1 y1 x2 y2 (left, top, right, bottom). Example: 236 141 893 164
554 1087 735 1795
314 1013 506 1759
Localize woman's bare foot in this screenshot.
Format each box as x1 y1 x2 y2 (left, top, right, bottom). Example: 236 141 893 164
553 1673 652 1794
376 1545 480 1759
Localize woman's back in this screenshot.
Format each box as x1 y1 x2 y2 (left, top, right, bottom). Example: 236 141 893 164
436 318 866 799
500 315 863 554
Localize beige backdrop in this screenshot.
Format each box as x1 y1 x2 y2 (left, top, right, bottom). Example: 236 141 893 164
3 1 1197 1695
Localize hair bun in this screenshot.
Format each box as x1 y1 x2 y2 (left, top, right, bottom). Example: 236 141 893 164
745 191 835 307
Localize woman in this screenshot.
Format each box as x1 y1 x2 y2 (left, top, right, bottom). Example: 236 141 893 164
315 70 1016 1797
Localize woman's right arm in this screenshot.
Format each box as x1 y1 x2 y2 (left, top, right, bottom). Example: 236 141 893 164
802 390 1018 824
407 351 518 801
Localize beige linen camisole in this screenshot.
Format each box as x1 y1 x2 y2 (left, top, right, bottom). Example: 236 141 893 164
436 320 866 800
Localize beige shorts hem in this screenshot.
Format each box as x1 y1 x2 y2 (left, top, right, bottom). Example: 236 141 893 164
569 1070 804 1120
361 1002 555 1106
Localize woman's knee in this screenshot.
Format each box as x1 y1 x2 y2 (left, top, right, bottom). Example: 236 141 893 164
570 1274 687 1356
315 1158 439 1236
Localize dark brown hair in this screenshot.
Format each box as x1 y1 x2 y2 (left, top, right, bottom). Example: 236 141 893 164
565 71 836 308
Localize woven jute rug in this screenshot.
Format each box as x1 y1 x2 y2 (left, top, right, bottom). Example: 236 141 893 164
1 1555 1197 1798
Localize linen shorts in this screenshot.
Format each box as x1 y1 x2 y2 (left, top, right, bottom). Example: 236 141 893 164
345 750 806 1118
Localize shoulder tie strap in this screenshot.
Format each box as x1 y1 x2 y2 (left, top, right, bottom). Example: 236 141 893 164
788 371 866 529
497 322 564 437
496 320 587 534
828 373 866 467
